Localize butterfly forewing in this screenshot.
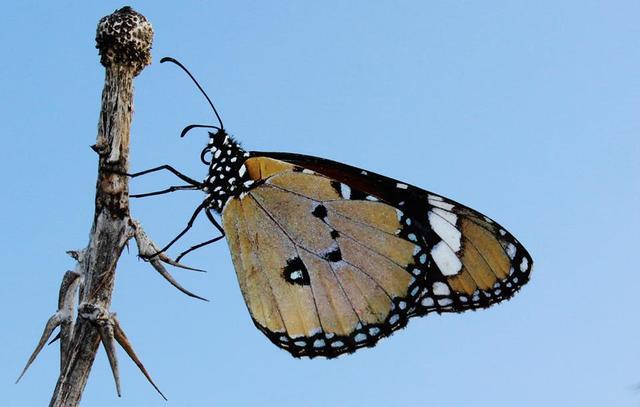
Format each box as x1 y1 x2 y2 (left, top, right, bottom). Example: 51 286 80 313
265 153 532 307
223 154 533 358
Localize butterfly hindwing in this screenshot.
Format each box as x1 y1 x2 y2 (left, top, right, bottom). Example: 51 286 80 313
223 157 428 357
223 154 533 358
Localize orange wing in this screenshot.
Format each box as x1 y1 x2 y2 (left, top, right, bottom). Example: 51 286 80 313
223 156 532 358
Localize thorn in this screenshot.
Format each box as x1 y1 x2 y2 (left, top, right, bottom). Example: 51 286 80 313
16 313 62 383
157 252 206 273
66 249 85 262
112 315 167 401
90 142 108 155
132 219 208 300
149 258 209 301
48 332 61 346
58 270 81 310
97 319 121 397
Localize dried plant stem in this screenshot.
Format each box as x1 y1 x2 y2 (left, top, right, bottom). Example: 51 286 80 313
16 8 205 405
47 7 152 407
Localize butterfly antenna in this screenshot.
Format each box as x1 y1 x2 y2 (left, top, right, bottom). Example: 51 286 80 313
160 57 224 130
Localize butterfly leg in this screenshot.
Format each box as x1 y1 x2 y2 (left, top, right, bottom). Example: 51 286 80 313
175 236 224 262
174 208 225 262
130 185 198 198
205 208 225 235
144 201 207 259
127 165 202 187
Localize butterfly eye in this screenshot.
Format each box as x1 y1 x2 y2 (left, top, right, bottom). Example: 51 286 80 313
200 145 212 165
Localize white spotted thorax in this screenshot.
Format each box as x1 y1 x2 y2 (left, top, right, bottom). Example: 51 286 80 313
203 130 253 213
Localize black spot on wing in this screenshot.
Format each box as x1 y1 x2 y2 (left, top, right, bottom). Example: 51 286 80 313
282 256 310 286
323 246 342 262
312 204 328 219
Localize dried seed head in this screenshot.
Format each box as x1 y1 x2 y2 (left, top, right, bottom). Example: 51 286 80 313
96 6 154 75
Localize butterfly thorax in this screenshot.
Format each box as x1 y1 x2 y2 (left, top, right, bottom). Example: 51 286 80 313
202 130 254 213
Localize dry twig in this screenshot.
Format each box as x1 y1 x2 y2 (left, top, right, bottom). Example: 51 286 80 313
16 7 204 406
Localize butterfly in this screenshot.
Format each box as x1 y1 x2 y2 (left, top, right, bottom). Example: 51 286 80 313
135 58 533 359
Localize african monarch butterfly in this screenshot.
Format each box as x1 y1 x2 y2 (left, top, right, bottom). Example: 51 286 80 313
132 57 533 359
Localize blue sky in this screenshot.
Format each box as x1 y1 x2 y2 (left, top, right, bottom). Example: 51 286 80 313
2 1 639 406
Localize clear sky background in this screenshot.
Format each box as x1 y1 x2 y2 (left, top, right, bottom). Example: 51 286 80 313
1 1 638 406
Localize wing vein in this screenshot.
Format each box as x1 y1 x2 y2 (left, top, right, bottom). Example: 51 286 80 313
429 209 500 289
264 183 402 239
238 199 287 334
248 193 331 337
429 200 518 267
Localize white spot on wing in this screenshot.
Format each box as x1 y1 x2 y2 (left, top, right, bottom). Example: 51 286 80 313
238 165 246 177
438 298 453 306
421 297 434 307
506 243 517 259
428 195 454 211
432 207 457 225
520 257 529 272
429 211 461 252
432 281 450 296
340 183 351 199
430 241 462 276
396 183 408 189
